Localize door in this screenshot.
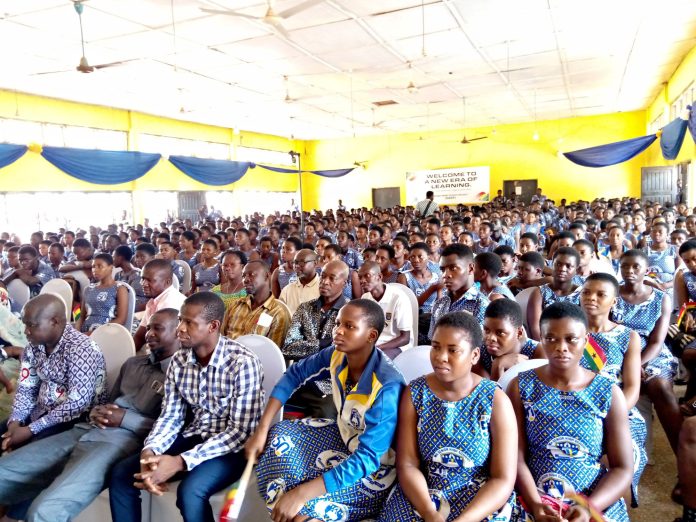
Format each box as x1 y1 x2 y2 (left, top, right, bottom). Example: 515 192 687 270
372 187 401 209
177 191 207 222
503 179 537 204
641 166 678 205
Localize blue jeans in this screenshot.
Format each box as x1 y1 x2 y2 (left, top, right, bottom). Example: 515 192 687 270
0 424 141 522
109 434 246 522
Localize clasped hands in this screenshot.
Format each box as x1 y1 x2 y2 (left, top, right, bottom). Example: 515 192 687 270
134 449 185 496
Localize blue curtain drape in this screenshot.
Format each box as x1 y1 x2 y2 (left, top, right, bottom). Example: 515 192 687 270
169 156 255 186
688 105 696 143
660 117 688 160
0 144 27 169
256 164 355 177
41 146 161 184
563 135 657 168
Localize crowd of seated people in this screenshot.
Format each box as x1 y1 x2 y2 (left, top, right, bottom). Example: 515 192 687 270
0 190 694 521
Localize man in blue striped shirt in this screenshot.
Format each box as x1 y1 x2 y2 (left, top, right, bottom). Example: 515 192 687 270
109 292 264 522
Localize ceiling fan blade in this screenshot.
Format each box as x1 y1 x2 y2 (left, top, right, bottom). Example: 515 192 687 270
93 58 140 70
277 0 324 19
200 8 262 21
32 69 74 76
467 136 488 141
267 19 291 39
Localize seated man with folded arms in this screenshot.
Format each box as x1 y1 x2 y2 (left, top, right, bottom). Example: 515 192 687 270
109 293 264 522
2 246 55 301
133 259 186 351
222 260 290 348
0 308 180 522
358 260 413 359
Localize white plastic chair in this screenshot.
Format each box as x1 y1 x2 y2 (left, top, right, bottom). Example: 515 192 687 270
393 344 433 383
40 278 74 321
388 282 419 347
7 278 30 310
174 260 192 294
171 274 180 291
90 323 136 395
63 269 91 299
149 335 286 522
514 287 535 334
121 283 136 333
497 358 548 392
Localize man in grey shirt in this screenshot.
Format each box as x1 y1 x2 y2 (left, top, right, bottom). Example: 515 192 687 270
0 308 181 522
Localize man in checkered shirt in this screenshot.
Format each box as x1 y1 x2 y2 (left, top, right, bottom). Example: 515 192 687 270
109 292 265 522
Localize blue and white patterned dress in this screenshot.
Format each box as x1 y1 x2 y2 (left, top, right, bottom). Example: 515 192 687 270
643 245 678 285
402 269 440 313
682 270 696 301
81 282 125 332
479 339 538 376
488 284 515 300
583 326 647 506
192 262 220 292
276 263 298 293
516 370 629 522
538 284 581 308
611 288 677 381
428 286 490 339
379 377 516 521
177 250 198 268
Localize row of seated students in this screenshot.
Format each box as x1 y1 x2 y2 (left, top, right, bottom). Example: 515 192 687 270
0 194 694 521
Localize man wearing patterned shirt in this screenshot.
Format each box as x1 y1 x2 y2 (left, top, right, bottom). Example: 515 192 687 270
0 294 106 451
109 292 264 522
222 260 290 347
282 260 349 361
428 244 490 340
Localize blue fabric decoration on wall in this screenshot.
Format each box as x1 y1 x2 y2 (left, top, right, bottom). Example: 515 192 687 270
41 146 161 184
0 144 27 169
660 117 688 160
563 135 657 168
169 156 255 186
256 164 355 177
688 105 696 143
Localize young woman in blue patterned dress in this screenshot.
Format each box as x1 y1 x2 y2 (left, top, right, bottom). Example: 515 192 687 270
580 273 647 506
271 237 301 298
191 239 220 293
509 302 633 522
613 249 682 455
246 300 405 522
379 312 518 521
528 247 582 341
479 298 539 381
643 221 681 299
76 253 128 333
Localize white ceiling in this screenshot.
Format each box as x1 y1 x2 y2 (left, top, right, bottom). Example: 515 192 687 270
1 0 695 140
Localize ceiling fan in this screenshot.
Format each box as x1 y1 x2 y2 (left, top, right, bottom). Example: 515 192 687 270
456 97 488 144
34 1 135 75
201 0 323 39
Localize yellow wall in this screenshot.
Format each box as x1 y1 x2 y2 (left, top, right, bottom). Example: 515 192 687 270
303 111 647 209
0 90 301 207
645 44 696 167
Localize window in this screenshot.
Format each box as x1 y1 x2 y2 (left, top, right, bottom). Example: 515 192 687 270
648 111 668 135
138 134 230 159
0 118 127 150
236 146 295 167
671 82 695 120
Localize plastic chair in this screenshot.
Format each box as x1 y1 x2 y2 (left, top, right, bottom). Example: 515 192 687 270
393 344 433 383
90 323 136 395
497 358 548 392
515 287 535 333
63 270 91 300
171 274 180 291
149 335 286 522
121 283 136 333
7 279 30 310
387 282 419 347
40 278 74 321
174 260 192 294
